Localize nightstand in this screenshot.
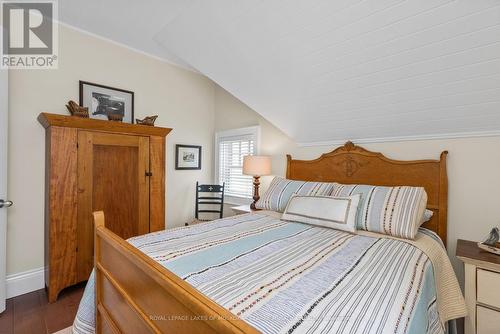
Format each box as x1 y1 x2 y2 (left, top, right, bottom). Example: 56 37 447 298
231 205 255 215
456 239 500 334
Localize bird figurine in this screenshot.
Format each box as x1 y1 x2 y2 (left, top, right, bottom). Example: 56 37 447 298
483 227 500 247
107 113 124 122
66 100 89 118
478 227 500 255
136 115 158 126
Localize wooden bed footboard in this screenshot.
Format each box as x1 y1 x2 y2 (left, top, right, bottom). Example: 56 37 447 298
93 211 259 334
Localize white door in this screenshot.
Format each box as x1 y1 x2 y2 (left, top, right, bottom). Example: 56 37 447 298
0 63 9 312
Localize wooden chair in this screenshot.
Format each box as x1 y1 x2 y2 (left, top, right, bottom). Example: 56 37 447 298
193 182 225 223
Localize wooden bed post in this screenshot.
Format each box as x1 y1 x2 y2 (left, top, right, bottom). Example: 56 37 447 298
93 211 105 231
93 211 106 333
286 154 292 179
438 151 449 247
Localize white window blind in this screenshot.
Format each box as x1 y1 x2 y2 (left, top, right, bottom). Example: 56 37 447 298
216 127 259 199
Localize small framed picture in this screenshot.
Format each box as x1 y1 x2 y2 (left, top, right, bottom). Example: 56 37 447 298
175 145 202 170
79 81 134 123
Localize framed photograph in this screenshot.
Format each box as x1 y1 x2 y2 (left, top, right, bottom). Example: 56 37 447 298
79 81 134 123
175 145 202 170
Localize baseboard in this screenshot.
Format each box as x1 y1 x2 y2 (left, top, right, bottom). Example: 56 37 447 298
6 267 45 298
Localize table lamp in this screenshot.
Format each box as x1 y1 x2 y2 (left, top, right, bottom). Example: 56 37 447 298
243 155 272 210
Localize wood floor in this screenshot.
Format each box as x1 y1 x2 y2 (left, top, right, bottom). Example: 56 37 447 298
0 283 85 334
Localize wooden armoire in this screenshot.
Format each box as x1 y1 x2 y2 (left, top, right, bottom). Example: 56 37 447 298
38 113 172 302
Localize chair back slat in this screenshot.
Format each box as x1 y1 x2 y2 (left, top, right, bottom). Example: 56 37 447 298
198 184 224 193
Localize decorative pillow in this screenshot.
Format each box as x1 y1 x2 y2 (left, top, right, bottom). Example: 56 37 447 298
282 194 361 233
330 184 428 239
255 176 338 212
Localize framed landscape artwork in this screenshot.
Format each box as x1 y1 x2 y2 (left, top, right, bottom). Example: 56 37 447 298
79 81 134 123
175 144 202 170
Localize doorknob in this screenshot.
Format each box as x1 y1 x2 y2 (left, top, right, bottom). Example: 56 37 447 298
0 199 13 208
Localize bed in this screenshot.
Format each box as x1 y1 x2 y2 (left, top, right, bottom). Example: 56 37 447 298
73 142 466 334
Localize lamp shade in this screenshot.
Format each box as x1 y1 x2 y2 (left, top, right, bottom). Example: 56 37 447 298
243 155 271 176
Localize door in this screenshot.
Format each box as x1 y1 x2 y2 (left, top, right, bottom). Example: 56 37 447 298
0 62 10 312
77 131 150 281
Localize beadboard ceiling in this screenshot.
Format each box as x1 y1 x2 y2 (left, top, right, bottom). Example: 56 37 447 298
62 1 500 145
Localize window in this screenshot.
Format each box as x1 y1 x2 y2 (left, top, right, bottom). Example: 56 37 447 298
215 126 260 202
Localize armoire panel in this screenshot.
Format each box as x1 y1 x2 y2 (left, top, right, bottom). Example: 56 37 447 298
46 126 78 303
77 131 150 282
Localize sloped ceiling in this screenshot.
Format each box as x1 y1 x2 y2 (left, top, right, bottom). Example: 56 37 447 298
59 0 195 70
62 1 500 144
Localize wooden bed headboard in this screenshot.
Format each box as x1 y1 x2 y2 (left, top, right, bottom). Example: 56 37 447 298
286 141 449 246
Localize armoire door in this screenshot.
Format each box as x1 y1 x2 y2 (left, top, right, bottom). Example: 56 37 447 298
77 131 150 281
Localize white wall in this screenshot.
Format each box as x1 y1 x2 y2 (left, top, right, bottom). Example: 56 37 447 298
7 24 215 276
215 84 500 286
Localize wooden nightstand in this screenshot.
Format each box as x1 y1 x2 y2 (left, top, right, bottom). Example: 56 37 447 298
231 205 255 215
456 239 500 334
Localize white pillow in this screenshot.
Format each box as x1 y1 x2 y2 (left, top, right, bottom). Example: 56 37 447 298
281 194 361 233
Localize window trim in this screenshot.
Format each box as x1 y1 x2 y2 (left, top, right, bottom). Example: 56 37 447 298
214 126 261 205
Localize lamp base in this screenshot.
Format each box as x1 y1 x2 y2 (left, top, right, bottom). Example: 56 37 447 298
251 176 260 210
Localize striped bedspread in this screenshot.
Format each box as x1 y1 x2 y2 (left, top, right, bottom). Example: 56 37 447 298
73 213 454 334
